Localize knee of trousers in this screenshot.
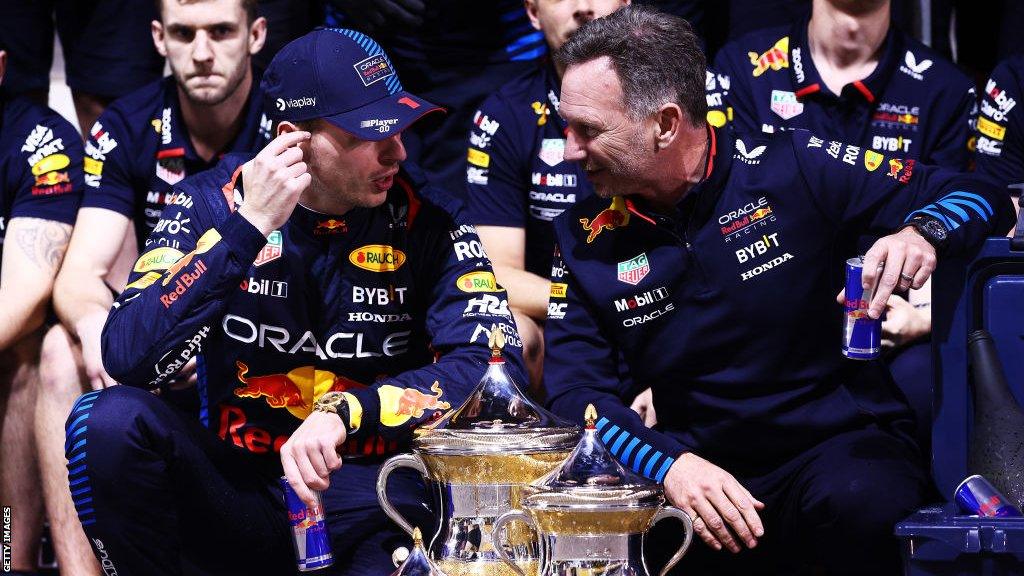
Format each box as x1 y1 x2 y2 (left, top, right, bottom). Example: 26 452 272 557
812 467 925 541
65 386 164 467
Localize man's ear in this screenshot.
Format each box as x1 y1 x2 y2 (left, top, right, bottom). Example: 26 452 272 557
151 20 168 58
653 103 684 150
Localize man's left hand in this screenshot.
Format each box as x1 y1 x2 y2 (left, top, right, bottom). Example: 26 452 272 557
281 411 346 507
835 227 936 320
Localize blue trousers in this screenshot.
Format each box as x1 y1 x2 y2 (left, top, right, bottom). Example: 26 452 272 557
66 386 431 576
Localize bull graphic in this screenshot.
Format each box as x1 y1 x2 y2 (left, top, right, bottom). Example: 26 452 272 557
378 381 452 427
579 197 630 243
234 361 306 408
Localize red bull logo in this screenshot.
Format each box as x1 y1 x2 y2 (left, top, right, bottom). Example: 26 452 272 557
845 298 870 319
314 219 347 235
34 171 70 187
748 37 789 77
750 207 773 221
235 361 306 409
378 381 451 427
579 197 630 243
887 158 904 178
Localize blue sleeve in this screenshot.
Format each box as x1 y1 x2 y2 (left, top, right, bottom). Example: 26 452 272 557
81 111 136 217
790 130 1015 256
10 110 84 225
101 179 268 389
543 241 686 483
975 60 1024 190
344 205 528 440
464 94 527 228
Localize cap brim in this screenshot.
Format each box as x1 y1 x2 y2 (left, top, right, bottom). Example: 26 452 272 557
322 91 444 141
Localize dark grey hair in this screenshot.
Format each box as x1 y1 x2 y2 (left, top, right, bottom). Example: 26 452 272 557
555 5 706 127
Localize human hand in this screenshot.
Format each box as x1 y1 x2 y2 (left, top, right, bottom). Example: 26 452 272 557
280 411 346 507
835 227 936 320
629 388 657 427
238 131 311 236
881 296 930 349
330 0 425 32
663 453 765 553
168 357 198 390
75 311 118 390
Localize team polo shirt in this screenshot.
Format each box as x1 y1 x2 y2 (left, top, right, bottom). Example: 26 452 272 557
81 75 271 249
975 56 1024 190
0 94 83 249
712 18 976 168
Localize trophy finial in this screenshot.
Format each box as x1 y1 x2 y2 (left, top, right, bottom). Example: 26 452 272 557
488 324 506 359
412 527 423 548
585 404 598 429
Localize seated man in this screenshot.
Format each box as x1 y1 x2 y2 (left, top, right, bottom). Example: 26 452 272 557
69 28 523 576
37 1 271 571
0 46 82 574
543 7 1013 575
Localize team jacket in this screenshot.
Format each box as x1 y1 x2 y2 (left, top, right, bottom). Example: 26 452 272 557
101 153 525 459
975 56 1024 189
465 62 730 277
544 126 1013 481
712 19 976 169
0 93 83 248
81 75 271 249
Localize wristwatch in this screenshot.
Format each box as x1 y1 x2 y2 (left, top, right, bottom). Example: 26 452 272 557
313 391 351 432
901 215 949 252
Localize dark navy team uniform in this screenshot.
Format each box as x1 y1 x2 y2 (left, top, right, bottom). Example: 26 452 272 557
81 76 271 249
1 93 83 247
464 62 593 277
544 127 1012 574
465 63 730 278
69 154 524 575
975 56 1024 190
712 18 976 169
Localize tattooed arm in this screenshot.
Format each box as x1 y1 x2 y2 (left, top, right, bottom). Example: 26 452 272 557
0 217 72 351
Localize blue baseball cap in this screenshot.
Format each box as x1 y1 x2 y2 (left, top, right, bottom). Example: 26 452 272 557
261 28 442 141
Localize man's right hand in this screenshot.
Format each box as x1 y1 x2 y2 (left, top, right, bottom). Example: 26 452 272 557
663 452 765 553
75 311 118 390
238 131 311 237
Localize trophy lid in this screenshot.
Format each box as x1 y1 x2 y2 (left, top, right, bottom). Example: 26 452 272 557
413 327 579 454
389 528 448 576
522 405 664 509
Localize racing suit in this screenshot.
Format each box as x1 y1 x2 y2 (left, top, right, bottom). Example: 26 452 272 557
81 75 271 249
712 17 976 169
1 93 83 245
69 153 524 576
543 126 1013 574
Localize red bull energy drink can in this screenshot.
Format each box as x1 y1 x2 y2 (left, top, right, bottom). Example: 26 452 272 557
842 257 881 360
281 477 334 571
954 474 1023 517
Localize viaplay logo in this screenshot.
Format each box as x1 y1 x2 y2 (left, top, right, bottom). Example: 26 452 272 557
275 96 317 112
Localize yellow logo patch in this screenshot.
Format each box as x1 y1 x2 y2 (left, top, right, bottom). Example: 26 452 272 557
349 244 407 272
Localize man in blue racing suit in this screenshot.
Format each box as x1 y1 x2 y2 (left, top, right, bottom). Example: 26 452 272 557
68 28 524 576
543 7 1014 575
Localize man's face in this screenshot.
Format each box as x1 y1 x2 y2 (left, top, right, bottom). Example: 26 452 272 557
560 57 654 198
153 0 263 105
526 0 629 51
300 121 407 211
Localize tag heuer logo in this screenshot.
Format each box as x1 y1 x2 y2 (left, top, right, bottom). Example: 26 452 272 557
617 252 650 285
254 230 283 266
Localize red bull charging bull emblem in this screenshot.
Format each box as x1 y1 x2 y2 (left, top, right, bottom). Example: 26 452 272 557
748 37 789 77
314 219 347 235
378 381 451 427
580 197 630 243
234 361 368 420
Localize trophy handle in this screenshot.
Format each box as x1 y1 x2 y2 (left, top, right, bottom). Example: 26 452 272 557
492 509 536 576
649 506 694 576
376 453 429 537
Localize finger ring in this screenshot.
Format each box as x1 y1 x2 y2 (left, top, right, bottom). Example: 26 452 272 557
900 273 914 282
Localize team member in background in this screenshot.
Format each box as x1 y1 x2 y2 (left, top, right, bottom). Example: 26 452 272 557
544 7 1012 574
0 46 83 575
0 1 165 136
712 0 977 449
35 1 270 573
69 28 523 576
975 56 1024 217
463 0 629 394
